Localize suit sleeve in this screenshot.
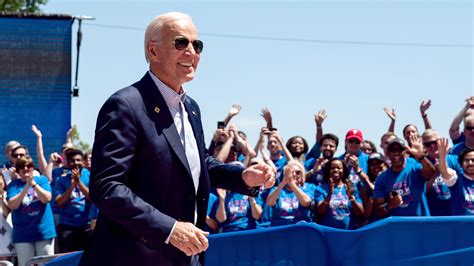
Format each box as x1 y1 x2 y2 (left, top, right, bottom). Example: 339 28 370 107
90 94 176 247
205 154 259 197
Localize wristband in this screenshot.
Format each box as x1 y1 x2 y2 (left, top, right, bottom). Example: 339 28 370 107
417 155 426 161
32 183 37 188
422 113 427 118
356 169 363 175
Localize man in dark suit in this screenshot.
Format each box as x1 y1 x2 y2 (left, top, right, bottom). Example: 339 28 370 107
79 12 275 266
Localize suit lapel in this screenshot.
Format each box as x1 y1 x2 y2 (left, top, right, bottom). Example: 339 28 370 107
134 73 192 176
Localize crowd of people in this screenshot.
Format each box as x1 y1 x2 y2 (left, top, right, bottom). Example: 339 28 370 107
0 97 472 265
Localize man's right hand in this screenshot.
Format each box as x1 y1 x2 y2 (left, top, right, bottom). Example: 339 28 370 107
169 221 209 257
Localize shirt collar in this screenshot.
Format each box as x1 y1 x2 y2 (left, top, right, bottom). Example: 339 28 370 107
149 70 187 109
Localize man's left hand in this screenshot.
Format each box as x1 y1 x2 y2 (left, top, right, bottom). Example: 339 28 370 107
242 163 275 188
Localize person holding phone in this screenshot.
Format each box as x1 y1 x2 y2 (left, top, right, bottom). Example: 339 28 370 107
54 149 91 253
373 137 435 218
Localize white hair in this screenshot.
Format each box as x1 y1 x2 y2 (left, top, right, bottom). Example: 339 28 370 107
4 140 20 154
144 12 193 62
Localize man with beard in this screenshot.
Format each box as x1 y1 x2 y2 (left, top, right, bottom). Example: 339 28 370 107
306 133 339 185
373 137 435 217
54 149 91 252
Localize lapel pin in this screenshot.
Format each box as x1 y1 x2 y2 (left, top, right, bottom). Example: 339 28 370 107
154 107 160 113
192 111 196 115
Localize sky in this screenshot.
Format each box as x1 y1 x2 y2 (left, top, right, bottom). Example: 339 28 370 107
43 0 473 154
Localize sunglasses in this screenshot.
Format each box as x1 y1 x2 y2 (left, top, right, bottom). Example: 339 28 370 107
174 37 204 54
465 126 474 131
19 164 34 170
12 153 26 158
423 140 438 147
348 139 361 144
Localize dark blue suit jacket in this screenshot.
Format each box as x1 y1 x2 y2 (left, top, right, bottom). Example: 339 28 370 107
80 73 258 265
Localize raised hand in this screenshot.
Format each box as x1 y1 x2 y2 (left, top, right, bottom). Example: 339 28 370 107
406 135 424 159
314 157 328 173
345 179 354 199
314 109 327 126
216 188 226 200
420 99 431 116
169 221 209 256
383 107 396 121
328 177 335 194
228 104 241 117
31 124 42 138
437 138 451 159
260 107 273 128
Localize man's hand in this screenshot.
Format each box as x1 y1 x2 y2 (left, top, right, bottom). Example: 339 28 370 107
314 109 327 126
387 192 403 209
406 135 424 159
169 221 209 257
242 163 275 188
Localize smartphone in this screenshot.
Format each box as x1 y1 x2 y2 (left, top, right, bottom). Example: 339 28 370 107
217 121 225 129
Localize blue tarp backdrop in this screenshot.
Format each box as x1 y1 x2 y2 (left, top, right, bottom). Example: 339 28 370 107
46 216 474 265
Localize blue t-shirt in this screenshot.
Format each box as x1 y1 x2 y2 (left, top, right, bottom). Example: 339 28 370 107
374 160 426 216
338 151 369 190
7 175 56 243
205 193 219 233
256 187 272 229
220 192 256 232
426 155 461 216
452 132 465 145
450 142 467 156
54 168 91 227
449 170 474 215
315 183 362 230
50 166 70 214
306 142 322 161
270 183 315 226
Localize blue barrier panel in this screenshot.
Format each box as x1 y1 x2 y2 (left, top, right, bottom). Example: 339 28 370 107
206 216 474 266
46 216 474 266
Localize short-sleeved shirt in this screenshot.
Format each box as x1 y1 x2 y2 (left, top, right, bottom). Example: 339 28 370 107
256 187 272 229
205 193 219 233
220 192 256 232
50 166 70 214
426 155 462 216
270 183 315 226
54 168 91 227
374 160 426 216
338 151 369 189
315 183 362 229
7 175 56 243
447 170 474 215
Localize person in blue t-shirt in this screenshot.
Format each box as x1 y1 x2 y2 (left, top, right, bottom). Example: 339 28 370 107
438 141 474 215
267 160 315 226
373 137 435 218
314 158 364 230
422 130 463 216
360 153 388 224
54 149 91 253
449 96 474 145
306 133 339 185
205 193 219 233
450 116 474 156
338 129 369 191
6 156 55 266
215 188 261 232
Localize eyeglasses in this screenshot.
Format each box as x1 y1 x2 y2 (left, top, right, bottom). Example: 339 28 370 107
463 158 474 164
423 140 438 148
174 37 204 54
348 139 361 144
12 153 25 158
465 126 474 131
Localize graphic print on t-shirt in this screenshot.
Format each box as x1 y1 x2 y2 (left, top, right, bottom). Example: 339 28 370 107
392 180 413 208
21 187 40 216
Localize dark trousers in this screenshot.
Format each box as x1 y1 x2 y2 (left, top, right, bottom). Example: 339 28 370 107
57 223 91 253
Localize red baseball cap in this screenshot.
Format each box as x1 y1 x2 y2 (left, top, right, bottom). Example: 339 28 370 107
345 129 363 142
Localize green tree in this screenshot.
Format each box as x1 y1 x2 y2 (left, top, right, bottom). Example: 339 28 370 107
69 126 91 154
0 0 48 13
